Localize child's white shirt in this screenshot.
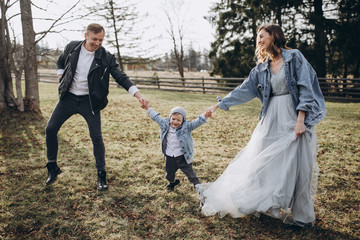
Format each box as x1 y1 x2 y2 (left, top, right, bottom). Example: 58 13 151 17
165 126 184 157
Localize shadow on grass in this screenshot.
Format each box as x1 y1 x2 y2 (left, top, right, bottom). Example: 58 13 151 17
0 109 94 239
1 108 359 239
257 214 359 240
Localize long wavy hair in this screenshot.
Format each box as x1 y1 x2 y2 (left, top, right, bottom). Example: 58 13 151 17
255 24 289 64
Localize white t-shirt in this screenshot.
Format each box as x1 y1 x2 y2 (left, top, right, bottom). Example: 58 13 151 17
68 44 94 95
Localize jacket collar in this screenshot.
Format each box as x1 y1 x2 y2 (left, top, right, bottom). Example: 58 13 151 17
94 46 104 60
256 48 293 72
256 60 270 72
281 48 293 63
74 40 104 60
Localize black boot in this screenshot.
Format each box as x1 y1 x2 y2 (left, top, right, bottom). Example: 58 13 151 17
166 179 180 191
45 162 62 185
97 170 108 191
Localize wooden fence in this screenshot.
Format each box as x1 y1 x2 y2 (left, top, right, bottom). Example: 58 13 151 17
318 77 360 102
38 73 360 102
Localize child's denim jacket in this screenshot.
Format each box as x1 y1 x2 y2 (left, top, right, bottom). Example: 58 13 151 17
217 48 326 127
147 108 207 164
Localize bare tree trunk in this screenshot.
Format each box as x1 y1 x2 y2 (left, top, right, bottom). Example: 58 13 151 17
0 4 17 111
0 54 17 110
0 14 6 111
275 6 282 26
15 68 24 111
354 60 359 78
2 13 25 111
165 9 185 82
0 57 5 112
20 0 40 112
173 42 185 79
109 0 124 70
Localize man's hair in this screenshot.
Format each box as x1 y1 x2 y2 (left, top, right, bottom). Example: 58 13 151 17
87 23 105 35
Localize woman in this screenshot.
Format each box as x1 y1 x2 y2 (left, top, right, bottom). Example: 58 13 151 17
198 24 326 227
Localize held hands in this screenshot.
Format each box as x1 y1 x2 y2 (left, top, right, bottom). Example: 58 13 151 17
204 110 212 118
134 92 149 110
205 104 219 118
141 100 149 110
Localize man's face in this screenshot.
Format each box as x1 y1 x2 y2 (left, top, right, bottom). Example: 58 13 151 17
84 30 105 52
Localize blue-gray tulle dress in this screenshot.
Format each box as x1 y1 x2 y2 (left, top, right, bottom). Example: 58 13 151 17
197 65 319 227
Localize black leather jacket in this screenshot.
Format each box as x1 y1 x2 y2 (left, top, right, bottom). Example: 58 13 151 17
57 40 135 113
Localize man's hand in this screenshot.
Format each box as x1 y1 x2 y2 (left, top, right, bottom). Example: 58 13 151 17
141 100 149 110
134 91 149 109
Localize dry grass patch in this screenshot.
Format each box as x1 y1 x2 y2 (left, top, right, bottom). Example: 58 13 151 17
0 82 359 239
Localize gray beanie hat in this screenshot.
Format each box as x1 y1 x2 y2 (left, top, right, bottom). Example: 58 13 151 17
169 107 186 121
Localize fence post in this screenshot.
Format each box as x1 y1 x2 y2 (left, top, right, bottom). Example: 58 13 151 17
202 77 205 94
156 76 160 89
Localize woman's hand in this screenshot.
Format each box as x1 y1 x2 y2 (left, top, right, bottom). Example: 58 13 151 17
294 121 306 138
295 110 306 138
205 104 219 118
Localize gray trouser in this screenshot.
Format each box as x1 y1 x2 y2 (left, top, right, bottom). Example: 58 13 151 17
45 92 105 171
165 155 200 186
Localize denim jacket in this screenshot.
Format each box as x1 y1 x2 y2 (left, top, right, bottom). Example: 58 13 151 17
147 108 207 164
218 48 326 127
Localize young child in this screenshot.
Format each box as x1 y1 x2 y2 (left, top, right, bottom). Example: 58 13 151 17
142 103 210 191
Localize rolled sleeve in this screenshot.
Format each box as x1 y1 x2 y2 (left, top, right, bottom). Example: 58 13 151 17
294 53 317 113
218 100 230 111
199 114 208 121
57 69 64 75
147 108 155 117
128 86 139 96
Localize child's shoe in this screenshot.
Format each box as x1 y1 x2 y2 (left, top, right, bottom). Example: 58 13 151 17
166 179 180 191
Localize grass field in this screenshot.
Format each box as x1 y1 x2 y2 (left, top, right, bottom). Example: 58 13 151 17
0 82 359 239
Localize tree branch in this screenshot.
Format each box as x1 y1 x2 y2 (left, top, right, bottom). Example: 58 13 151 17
34 0 81 45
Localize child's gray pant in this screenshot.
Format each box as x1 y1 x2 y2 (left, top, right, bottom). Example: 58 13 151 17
165 155 200 186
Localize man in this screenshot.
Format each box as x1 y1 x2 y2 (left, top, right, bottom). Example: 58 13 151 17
45 23 148 190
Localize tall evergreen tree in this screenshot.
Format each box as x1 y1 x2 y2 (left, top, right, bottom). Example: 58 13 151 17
208 0 261 77
333 0 360 77
188 45 199 71
298 0 328 77
208 0 301 77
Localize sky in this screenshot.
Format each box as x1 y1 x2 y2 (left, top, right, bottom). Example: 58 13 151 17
8 0 220 58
